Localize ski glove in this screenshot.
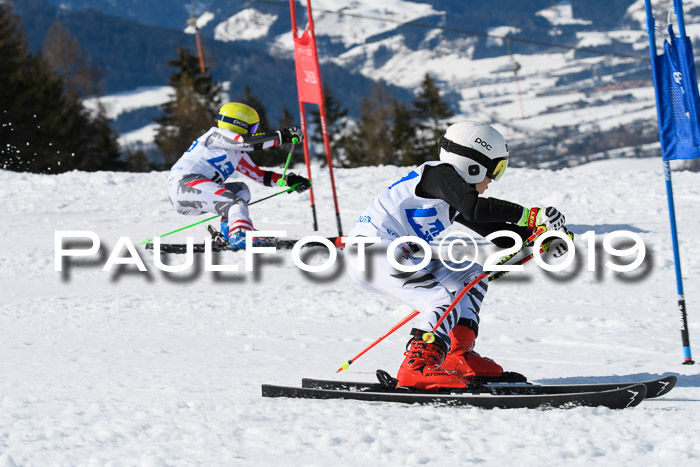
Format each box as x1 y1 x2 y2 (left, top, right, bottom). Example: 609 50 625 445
542 228 575 258
285 173 311 192
518 206 566 231
281 127 304 144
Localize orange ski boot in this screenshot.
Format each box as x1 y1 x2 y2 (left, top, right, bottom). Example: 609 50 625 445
443 324 504 379
396 331 471 391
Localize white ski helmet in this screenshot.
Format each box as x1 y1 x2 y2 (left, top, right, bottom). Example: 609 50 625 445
439 121 509 184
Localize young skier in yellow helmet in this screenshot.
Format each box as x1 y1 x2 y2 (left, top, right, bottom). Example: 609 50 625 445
168 102 310 247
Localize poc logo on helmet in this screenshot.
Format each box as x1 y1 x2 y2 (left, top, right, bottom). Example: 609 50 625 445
475 137 492 151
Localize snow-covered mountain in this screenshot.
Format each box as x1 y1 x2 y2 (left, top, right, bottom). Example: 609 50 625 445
23 0 700 167
189 0 700 166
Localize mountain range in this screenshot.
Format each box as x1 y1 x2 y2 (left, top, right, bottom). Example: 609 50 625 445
13 0 700 168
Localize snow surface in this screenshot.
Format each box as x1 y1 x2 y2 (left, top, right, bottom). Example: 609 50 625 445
485 26 522 48
626 0 700 30
184 12 215 35
83 86 173 121
536 1 592 26
300 0 440 49
118 123 160 149
1 158 699 465
214 9 278 42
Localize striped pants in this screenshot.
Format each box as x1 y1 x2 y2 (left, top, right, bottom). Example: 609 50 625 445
167 173 254 232
345 239 487 347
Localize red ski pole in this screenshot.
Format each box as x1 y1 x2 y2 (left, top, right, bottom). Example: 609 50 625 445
337 310 420 372
422 226 546 344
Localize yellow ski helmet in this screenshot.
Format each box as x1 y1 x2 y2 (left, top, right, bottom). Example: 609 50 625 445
216 102 260 134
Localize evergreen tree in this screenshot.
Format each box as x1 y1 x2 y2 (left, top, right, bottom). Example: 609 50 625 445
79 104 123 171
412 73 454 161
240 85 269 131
392 100 420 166
309 83 349 165
123 148 158 172
0 4 24 109
0 5 122 173
42 18 99 99
339 82 395 168
0 4 26 170
155 47 222 166
278 106 295 129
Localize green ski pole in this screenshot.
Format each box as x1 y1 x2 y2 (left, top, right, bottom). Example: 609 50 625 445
140 183 308 245
139 215 220 245
249 182 308 206
277 138 299 187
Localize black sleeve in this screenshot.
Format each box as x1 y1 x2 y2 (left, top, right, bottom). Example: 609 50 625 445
417 164 524 224
263 171 274 187
243 131 282 150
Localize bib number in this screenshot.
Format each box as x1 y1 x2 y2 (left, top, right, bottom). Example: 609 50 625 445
206 154 235 179
405 207 445 242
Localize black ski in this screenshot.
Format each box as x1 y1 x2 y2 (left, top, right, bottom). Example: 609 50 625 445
300 374 677 399
261 383 647 409
144 236 341 254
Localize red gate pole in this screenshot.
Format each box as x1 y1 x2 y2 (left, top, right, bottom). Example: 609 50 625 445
318 99 343 235
289 1 318 231
289 0 343 236
306 0 343 236
298 102 319 230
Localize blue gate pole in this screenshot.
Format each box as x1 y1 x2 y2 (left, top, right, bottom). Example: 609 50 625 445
645 0 694 364
672 0 695 364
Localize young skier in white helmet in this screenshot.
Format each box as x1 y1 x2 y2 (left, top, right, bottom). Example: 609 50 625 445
167 102 310 247
346 121 567 390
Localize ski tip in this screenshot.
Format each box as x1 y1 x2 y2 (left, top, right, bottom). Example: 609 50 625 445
646 374 678 398
624 383 647 409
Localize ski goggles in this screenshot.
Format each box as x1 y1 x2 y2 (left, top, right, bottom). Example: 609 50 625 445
217 114 259 134
490 158 508 181
439 136 508 181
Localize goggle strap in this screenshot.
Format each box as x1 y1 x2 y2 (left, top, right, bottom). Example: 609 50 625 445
439 136 507 180
217 114 257 132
